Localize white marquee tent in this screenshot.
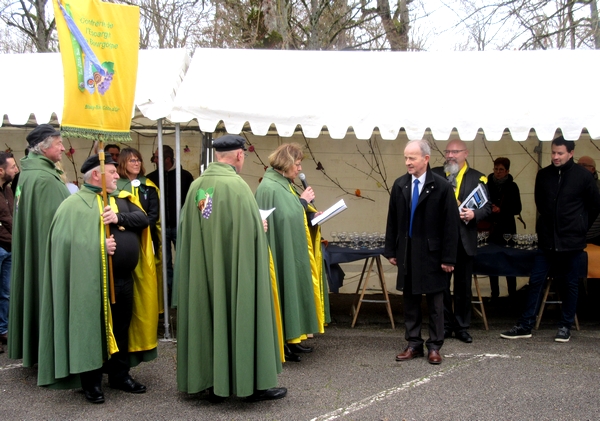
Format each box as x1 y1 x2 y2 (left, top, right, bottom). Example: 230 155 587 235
170 48 600 141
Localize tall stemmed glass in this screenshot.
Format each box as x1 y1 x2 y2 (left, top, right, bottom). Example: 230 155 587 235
482 231 489 246
503 233 512 247
330 231 338 245
338 231 347 247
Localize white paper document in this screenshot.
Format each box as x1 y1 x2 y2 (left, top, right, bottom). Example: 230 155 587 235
260 208 276 220
311 199 347 226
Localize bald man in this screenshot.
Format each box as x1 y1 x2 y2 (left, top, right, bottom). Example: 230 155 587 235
432 139 492 344
578 156 600 245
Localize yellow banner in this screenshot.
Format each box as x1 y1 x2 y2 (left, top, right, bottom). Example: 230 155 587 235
53 0 139 142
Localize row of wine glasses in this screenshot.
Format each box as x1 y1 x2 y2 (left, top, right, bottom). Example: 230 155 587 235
502 233 538 249
330 231 385 249
477 231 490 247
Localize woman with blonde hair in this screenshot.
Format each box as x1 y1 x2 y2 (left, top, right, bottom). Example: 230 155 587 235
255 143 330 363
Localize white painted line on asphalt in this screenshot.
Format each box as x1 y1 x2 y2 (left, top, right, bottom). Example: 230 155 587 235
310 353 520 421
0 363 23 371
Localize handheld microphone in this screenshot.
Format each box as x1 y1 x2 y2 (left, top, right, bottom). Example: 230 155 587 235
299 173 308 189
299 173 313 203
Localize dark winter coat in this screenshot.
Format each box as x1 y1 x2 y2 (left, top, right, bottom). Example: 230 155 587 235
487 173 522 243
384 168 459 294
432 164 492 256
535 158 600 252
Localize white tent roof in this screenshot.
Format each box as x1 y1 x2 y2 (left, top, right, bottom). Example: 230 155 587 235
0 48 190 125
170 48 600 141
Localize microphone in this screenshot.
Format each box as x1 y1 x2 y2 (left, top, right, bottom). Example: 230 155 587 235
299 173 313 203
299 173 308 189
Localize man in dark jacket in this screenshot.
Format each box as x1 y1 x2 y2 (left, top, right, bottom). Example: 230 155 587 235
147 145 194 299
433 139 492 343
501 136 600 342
385 139 459 365
0 152 18 352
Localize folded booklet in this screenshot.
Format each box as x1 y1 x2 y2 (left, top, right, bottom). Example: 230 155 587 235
311 199 347 226
459 183 489 211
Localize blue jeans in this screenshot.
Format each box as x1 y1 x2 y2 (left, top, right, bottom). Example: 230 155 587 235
517 250 583 331
0 246 11 335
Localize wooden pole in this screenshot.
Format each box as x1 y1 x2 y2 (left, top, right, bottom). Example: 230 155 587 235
98 141 116 304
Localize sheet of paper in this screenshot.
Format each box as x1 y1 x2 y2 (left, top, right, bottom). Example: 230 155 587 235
260 208 276 220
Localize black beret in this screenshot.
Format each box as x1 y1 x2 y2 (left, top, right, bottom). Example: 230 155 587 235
26 124 61 148
212 134 247 152
81 154 118 173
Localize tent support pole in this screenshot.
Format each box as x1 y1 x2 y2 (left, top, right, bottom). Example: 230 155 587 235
157 118 172 341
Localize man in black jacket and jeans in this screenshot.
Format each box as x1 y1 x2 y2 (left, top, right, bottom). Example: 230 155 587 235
147 145 194 300
501 136 600 342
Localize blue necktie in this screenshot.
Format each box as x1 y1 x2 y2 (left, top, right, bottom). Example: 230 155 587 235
409 179 419 238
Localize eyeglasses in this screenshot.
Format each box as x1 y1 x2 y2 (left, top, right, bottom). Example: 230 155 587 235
128 159 141 164
444 149 466 155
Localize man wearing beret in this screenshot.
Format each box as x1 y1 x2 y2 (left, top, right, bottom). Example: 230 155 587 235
174 134 287 402
8 124 70 366
37 154 159 404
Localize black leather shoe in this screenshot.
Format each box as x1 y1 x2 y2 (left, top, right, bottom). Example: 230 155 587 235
0 332 6 344
287 343 313 353
84 386 105 404
109 377 147 394
284 345 301 362
245 387 287 402
455 331 473 343
444 330 453 339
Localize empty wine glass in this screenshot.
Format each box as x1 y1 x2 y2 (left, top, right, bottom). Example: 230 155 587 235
503 233 512 247
379 233 385 248
330 231 338 245
360 232 368 249
371 232 380 249
351 232 361 250
338 231 347 246
512 234 518 248
482 231 489 246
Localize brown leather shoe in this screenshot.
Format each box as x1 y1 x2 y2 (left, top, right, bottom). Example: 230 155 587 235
427 349 442 365
395 346 424 361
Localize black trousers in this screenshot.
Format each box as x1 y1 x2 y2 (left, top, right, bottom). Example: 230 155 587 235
403 241 444 351
489 275 517 298
443 242 472 333
80 275 134 390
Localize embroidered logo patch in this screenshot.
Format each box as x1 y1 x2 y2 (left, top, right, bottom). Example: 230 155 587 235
195 188 214 219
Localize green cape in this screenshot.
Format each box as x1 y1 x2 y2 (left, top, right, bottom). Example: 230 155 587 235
255 168 329 341
37 187 159 388
8 154 70 365
173 162 282 397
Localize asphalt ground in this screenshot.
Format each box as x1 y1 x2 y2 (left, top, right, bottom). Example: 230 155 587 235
2 289 600 421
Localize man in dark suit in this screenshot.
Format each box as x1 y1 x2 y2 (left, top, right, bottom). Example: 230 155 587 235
385 139 459 365
432 139 492 344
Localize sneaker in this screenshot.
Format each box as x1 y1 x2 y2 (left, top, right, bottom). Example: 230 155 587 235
500 325 532 339
555 327 571 343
